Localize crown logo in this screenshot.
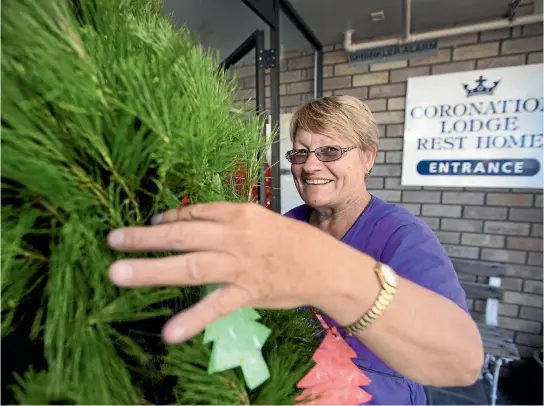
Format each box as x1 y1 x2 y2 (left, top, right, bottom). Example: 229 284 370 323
463 75 500 97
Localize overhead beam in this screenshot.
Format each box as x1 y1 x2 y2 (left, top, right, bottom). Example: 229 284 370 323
219 31 259 71
279 0 323 50
241 0 323 51
240 0 278 29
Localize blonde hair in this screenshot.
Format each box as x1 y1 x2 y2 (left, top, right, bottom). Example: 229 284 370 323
289 95 379 151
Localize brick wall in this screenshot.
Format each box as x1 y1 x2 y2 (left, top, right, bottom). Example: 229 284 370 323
231 23 543 359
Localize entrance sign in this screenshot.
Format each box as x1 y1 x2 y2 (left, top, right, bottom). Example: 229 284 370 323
402 64 543 188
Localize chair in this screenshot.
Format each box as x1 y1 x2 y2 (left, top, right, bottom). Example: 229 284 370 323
452 259 521 406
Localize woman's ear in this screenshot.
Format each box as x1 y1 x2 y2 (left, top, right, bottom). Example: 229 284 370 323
362 148 377 172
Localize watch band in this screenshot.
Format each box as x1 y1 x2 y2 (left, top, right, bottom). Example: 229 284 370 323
343 261 398 335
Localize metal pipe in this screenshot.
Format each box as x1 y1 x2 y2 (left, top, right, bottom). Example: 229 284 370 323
254 30 268 208
404 0 412 40
269 0 282 214
344 13 543 52
314 49 323 98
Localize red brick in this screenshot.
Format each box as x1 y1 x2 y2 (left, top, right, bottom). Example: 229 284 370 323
410 48 451 66
373 111 404 125
507 237 543 251
334 63 369 76
486 193 533 207
503 291 542 308
364 98 387 112
370 60 407 71
502 36 543 54
280 70 302 84
477 54 526 69
499 316 541 333
390 66 430 83
234 64 256 78
288 55 314 70
386 124 404 137
528 51 543 64
323 50 347 65
440 33 478 47
353 72 389 86
286 81 313 95
432 60 475 75
333 87 368 100
453 42 499 60
280 94 302 108
369 83 406 98
387 97 405 110
323 76 351 90
522 23 543 37
523 280 543 294
479 28 511 42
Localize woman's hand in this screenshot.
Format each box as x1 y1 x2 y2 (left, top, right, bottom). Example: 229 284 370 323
107 202 358 344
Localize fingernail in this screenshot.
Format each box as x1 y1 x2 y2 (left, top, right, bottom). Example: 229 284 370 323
108 229 124 247
164 326 186 344
110 262 133 285
151 214 163 225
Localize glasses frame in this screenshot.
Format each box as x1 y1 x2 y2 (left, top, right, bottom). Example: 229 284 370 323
285 145 356 164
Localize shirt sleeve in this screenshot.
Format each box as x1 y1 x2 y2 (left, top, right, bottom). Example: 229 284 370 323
379 221 469 313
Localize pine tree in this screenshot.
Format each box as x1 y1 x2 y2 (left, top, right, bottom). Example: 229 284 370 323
1 0 321 403
297 327 372 405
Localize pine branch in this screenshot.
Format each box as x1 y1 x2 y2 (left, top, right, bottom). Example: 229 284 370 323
1 0 317 404
164 309 320 405
1 207 47 337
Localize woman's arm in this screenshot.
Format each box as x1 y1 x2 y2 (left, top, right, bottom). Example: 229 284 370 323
107 203 483 387
316 226 484 388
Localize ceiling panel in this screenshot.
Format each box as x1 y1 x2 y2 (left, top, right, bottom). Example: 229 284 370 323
411 0 513 32
163 0 268 61
163 0 536 58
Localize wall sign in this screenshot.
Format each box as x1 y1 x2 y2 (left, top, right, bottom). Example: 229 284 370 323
402 64 543 189
348 39 438 67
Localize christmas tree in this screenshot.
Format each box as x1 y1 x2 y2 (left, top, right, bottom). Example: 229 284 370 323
1 0 322 403
297 324 372 405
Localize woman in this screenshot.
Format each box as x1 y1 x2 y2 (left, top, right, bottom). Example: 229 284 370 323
107 95 484 405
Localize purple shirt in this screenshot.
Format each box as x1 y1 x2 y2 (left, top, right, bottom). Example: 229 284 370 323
284 195 468 405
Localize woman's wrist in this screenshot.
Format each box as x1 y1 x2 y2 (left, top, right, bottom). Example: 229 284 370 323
314 246 382 327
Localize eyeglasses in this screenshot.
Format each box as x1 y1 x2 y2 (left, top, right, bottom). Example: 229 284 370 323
285 146 356 164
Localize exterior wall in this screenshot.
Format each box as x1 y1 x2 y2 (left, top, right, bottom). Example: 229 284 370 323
231 23 543 359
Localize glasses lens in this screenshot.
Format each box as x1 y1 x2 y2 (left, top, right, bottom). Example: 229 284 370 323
288 151 308 164
316 146 342 162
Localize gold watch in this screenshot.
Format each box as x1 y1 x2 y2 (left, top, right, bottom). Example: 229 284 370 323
343 261 398 334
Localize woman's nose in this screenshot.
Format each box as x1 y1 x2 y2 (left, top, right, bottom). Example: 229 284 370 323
302 152 322 172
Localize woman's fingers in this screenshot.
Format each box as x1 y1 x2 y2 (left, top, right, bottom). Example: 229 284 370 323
162 284 251 344
107 221 226 253
109 252 237 287
152 202 244 225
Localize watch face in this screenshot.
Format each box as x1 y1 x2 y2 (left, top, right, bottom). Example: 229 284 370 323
380 263 398 288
